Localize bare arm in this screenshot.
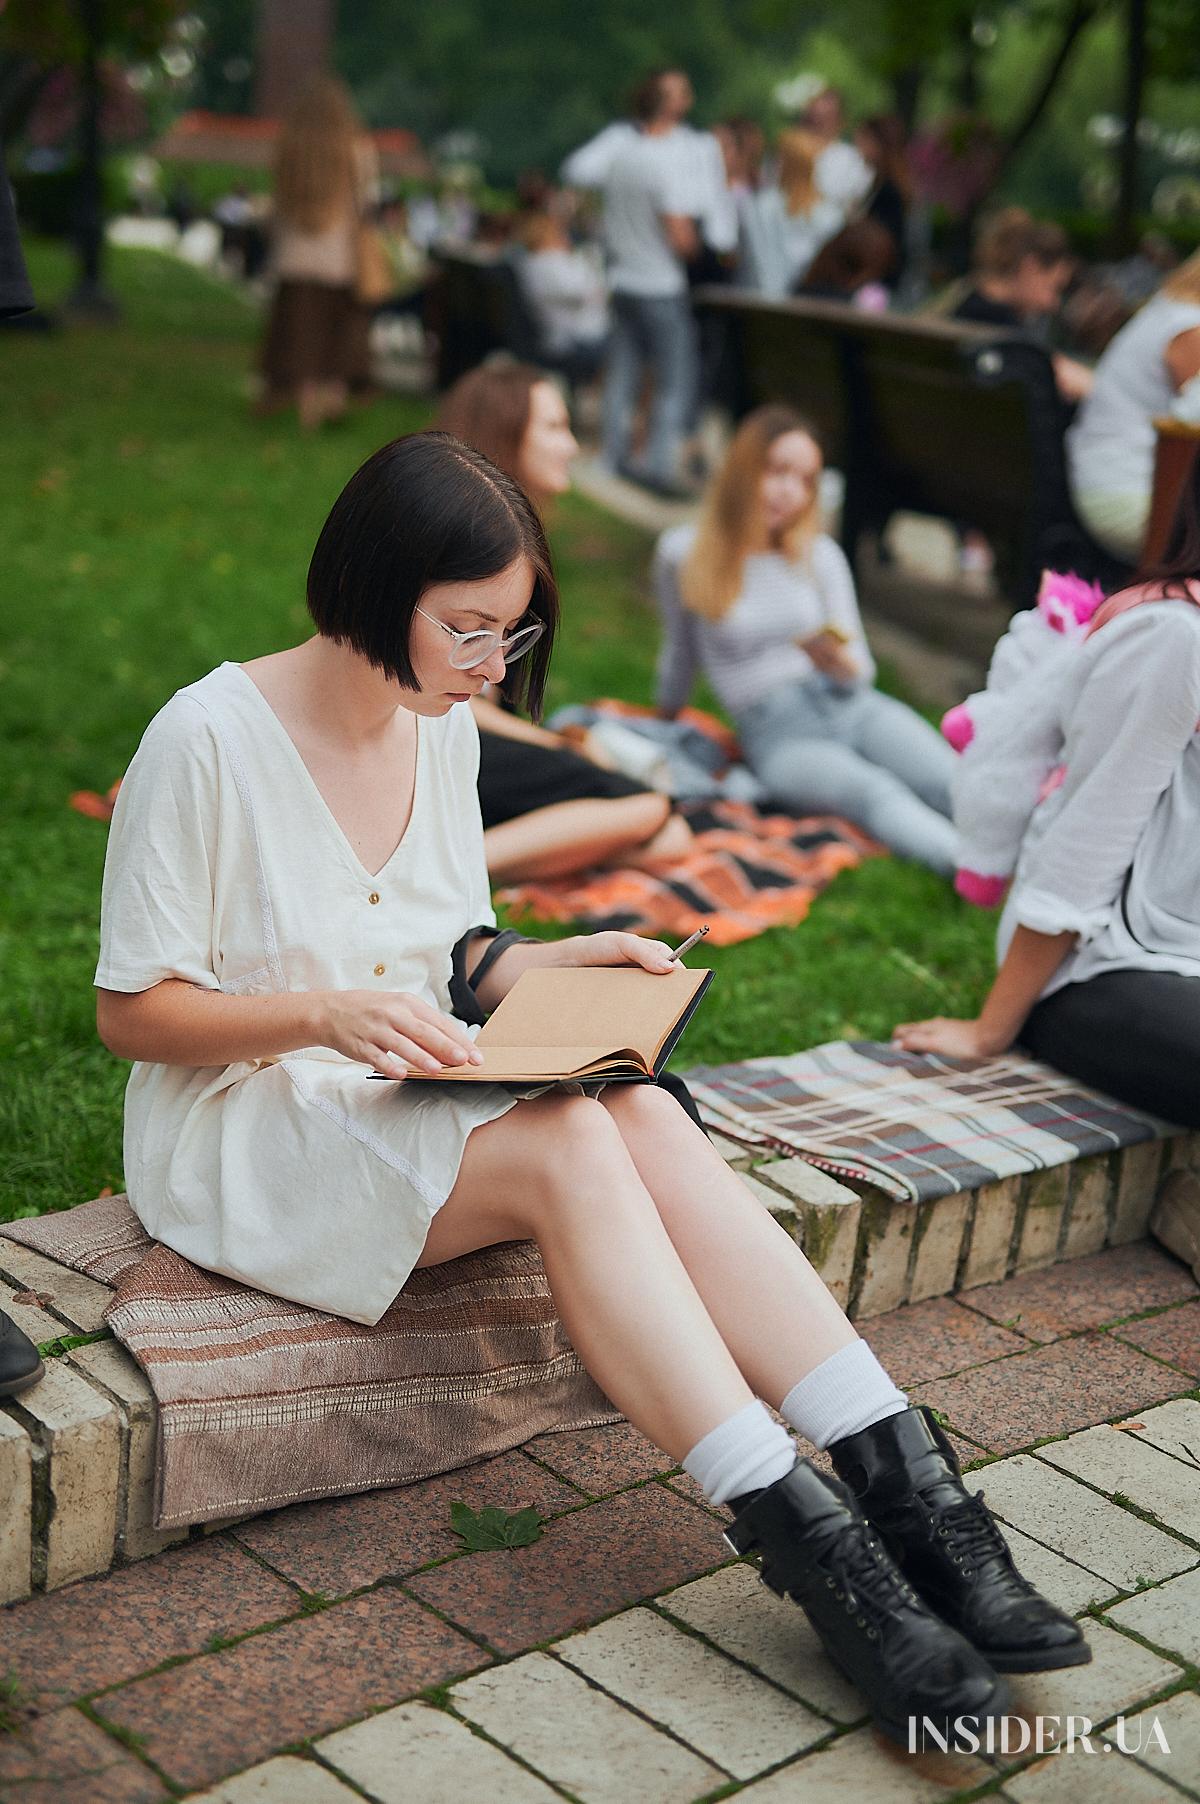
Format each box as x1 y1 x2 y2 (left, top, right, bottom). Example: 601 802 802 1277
1165 325 1200 390
467 928 675 1014
892 925 1076 1060
662 214 699 262
470 695 564 750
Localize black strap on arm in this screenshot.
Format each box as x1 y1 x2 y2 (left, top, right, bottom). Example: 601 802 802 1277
449 926 539 1025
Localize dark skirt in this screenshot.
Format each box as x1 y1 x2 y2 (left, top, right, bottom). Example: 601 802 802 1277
260 279 372 392
478 730 652 830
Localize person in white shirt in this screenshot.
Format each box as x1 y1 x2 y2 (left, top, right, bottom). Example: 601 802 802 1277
799 87 873 213
563 69 734 495
654 406 957 871
515 212 608 377
741 127 844 297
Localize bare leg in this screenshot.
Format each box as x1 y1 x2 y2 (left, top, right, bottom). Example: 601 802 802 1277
418 1092 753 1459
612 810 695 873
597 1085 858 1405
484 792 674 882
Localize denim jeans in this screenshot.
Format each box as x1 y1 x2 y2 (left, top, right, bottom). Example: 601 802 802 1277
601 291 697 484
736 679 958 874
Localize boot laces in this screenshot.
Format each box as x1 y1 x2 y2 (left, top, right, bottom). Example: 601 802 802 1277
820 1526 919 1640
933 1491 1023 1583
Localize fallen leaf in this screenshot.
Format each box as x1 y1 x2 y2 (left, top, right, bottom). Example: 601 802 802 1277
12 1290 54 1309
1112 1422 1146 1432
449 1501 544 1551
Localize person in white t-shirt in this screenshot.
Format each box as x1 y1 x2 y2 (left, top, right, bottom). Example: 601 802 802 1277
564 70 733 495
799 87 873 214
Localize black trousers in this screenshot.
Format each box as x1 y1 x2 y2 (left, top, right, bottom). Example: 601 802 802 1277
1020 969 1200 1128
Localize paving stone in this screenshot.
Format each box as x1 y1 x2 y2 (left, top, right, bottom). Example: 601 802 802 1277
0 1704 167 1804
662 1470 724 1515
1113 1142 1166 1244
735 1724 989 1799
68 1338 188 1561
1106 1689 1200 1791
523 1420 671 1493
656 1561 864 1724
94 1588 482 1793
0 1534 298 1710
859 1296 1029 1386
854 1195 916 1319
1001 1622 1184 1747
187 1755 361 1803
960 1242 1197 1344
914 1333 1188 1455
15 1357 121 1588
961 1177 1023 1290
1036 1423 1200 1540
1114 1300 1200 1377
450 1650 723 1802
753 1158 861 1209
1004 1747 1179 1801
231 1449 581 1594
1062 1157 1113 1261
555 1605 827 1778
1105 1567 1200 1664
405 1478 725 1655
998 1521 1120 1616
1014 1166 1070 1273
318 1699 561 1803
973 1456 1195 1591
0 1241 113 1333
908 1193 970 1304
1123 1398 1200 1468
751 1170 862 1308
0 1407 32 1604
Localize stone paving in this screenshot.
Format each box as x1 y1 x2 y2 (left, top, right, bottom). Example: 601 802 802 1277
1 1239 1198 1800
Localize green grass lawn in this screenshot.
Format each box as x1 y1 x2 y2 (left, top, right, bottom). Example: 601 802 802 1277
0 241 994 1221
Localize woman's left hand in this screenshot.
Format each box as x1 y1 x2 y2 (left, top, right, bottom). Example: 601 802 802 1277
575 930 676 974
892 1016 1007 1059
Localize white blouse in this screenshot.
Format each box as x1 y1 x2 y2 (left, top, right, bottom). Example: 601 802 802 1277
95 663 524 1324
999 601 1200 996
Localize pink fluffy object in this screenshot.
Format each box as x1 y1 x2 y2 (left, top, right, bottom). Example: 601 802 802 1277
1037 570 1104 634
941 702 975 752
954 869 1008 907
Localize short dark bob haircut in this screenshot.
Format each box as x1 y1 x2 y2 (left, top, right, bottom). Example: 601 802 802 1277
306 430 559 718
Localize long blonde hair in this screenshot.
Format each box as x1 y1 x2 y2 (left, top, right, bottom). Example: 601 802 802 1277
1162 247 1200 305
274 75 363 234
777 128 822 219
682 406 822 620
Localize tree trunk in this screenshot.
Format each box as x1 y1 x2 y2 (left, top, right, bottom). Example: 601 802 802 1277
987 0 1098 193
1114 0 1147 254
67 0 117 316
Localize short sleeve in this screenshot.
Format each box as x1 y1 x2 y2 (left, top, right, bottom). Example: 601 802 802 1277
94 696 222 993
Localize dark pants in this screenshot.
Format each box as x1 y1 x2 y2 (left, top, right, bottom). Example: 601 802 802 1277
1020 969 1200 1128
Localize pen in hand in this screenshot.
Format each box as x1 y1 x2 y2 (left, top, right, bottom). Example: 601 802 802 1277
669 924 709 963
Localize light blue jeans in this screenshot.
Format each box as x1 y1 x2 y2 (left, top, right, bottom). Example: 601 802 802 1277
601 291 697 484
737 679 958 874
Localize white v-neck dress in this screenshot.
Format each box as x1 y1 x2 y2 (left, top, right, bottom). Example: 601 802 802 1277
95 662 526 1324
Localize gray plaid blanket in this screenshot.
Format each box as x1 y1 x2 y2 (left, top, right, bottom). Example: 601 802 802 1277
686 1041 1175 1204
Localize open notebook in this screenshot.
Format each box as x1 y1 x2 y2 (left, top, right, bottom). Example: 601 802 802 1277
377 965 713 1085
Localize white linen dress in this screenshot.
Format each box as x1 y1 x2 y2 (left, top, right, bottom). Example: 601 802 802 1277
95 662 528 1325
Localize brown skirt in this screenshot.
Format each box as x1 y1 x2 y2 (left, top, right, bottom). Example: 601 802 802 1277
259 278 372 393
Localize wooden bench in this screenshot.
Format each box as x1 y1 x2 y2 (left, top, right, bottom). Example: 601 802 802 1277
431 249 597 393
695 287 1134 609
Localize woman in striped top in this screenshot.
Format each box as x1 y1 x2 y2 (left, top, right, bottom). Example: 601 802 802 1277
653 406 957 871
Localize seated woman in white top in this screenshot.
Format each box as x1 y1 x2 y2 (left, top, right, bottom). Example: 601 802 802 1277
515 212 609 378
1067 248 1200 560
741 128 844 298
654 406 958 872
94 430 1085 1736
894 462 1200 1152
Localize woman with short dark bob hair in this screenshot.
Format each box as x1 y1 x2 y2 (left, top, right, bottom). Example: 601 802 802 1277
95 433 1085 1741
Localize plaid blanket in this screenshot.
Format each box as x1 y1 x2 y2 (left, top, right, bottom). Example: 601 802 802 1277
686 1040 1175 1204
498 798 875 946
1 1194 616 1529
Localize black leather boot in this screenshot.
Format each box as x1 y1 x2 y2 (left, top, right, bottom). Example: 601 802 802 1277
726 1459 1010 1745
0 1309 44 1397
829 1406 1090 1673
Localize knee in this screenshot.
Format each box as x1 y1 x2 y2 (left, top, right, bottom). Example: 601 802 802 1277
509 1095 632 1228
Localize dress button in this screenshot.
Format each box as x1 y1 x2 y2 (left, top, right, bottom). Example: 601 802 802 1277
373 963 386 977
368 892 380 905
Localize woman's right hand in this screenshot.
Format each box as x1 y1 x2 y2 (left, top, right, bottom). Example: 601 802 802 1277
318 990 484 1077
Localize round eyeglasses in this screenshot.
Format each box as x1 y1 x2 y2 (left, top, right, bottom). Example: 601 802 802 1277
415 605 545 671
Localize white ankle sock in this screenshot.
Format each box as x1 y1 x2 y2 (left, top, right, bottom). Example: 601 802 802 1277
682 1399 797 1507
780 1339 908 1451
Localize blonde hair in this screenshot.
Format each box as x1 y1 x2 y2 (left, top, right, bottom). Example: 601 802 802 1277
1162 247 1200 304
682 406 822 621
777 128 822 218
273 75 363 234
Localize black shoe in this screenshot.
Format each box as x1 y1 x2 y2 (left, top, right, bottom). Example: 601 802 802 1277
0 1309 44 1397
726 1460 1010 1745
830 1406 1091 1674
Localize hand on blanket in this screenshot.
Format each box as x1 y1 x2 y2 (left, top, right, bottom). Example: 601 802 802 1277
892 1016 1008 1060
321 990 484 1077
